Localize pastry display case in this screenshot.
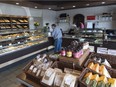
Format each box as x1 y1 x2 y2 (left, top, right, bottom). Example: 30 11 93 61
0 29 51 65
0 30 48 55
76 29 104 45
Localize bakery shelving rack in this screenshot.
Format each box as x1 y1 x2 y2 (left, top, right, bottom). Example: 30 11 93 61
0 14 29 30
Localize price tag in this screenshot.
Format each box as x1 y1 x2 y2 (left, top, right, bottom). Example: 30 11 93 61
97 47 107 54
9 43 12 46
29 65 34 70
0 45 3 48
17 36 19 37
33 67 37 73
8 37 11 39
18 42 20 44
108 49 116 56
89 46 95 52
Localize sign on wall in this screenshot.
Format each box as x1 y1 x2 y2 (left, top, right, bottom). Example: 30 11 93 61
87 16 96 20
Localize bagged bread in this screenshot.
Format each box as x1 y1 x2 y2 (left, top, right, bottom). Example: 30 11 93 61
61 74 77 87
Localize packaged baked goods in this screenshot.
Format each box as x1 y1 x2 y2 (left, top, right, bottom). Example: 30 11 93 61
54 72 65 87
41 68 62 86
61 73 77 87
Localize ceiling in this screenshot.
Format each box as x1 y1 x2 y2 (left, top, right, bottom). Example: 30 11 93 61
0 0 116 11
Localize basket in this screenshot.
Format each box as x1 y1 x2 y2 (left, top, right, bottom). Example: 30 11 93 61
78 68 106 87
41 61 81 87
84 59 116 78
23 59 42 83
23 58 53 84
89 53 116 69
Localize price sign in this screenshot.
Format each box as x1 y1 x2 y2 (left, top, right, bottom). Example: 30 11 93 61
18 42 21 44
89 46 95 52
108 49 116 56
0 45 3 48
97 47 108 54
9 43 12 46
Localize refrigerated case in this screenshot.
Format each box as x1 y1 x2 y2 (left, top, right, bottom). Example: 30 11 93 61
0 29 51 67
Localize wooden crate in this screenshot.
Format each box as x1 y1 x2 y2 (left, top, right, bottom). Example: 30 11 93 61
88 53 116 69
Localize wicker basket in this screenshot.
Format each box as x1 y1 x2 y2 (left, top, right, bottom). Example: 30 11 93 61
89 53 116 69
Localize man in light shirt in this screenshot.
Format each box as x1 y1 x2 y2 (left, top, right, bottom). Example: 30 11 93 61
51 24 62 53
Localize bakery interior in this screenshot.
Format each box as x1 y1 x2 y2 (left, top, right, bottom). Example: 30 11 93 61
0 0 116 87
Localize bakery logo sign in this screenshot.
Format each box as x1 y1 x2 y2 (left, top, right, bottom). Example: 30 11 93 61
87 16 96 20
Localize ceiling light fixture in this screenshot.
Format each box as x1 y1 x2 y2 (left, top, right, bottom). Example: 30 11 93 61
35 6 37 8
48 8 51 10
86 4 90 6
101 2 106 4
16 3 19 5
61 7 64 9
73 5 76 8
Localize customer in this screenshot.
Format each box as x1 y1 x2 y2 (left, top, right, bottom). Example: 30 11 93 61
51 24 62 53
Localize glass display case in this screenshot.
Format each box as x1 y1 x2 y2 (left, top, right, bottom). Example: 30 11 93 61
105 29 116 42
78 29 104 45
0 29 48 55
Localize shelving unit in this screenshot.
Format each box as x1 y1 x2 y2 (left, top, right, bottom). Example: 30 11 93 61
96 14 112 22
0 15 29 30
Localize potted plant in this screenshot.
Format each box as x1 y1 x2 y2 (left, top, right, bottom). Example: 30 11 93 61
34 22 40 30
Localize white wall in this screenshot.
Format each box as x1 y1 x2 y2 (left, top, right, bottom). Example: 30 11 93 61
0 3 56 30
56 5 116 30
42 10 56 31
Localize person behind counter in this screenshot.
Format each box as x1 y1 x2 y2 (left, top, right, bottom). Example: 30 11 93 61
68 24 78 35
43 23 50 35
51 24 62 53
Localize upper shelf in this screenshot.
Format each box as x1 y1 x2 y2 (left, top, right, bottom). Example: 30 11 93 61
0 15 29 30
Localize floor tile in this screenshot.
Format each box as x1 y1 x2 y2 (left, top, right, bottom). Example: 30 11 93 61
0 80 13 87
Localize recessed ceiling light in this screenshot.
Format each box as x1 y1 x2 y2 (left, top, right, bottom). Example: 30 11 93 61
101 2 106 4
35 6 37 8
73 5 76 8
61 7 64 9
16 3 19 5
48 8 51 10
86 4 90 6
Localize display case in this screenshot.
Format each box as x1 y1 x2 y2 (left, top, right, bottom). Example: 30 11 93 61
0 30 48 55
0 29 51 67
105 29 116 41
78 29 104 45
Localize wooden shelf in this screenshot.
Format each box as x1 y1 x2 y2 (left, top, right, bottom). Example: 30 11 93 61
0 15 29 30
59 49 90 66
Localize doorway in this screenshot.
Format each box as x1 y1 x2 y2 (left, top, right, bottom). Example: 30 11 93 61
73 14 85 28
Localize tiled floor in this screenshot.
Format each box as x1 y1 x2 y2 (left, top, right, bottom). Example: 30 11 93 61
0 60 29 87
